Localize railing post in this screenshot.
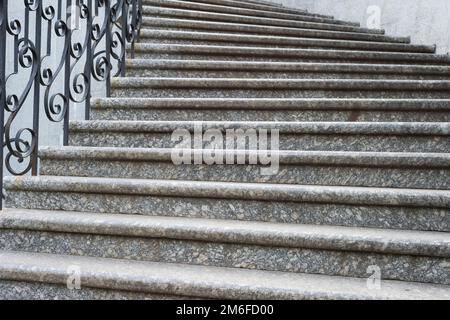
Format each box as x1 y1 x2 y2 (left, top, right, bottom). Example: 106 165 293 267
0 0 7 210
63 0 72 146
31 0 42 176
121 0 127 76
85 0 93 120
105 0 112 97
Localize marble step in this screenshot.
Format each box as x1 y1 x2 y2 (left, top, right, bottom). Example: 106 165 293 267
143 8 384 35
110 77 450 99
125 59 450 80
68 120 450 153
141 17 405 43
143 0 348 25
1 251 449 299
1 209 449 284
91 98 450 122
137 28 431 53
39 147 450 190
4 176 450 231
131 43 450 64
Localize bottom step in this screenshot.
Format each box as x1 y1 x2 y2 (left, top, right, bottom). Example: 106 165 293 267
0 251 449 300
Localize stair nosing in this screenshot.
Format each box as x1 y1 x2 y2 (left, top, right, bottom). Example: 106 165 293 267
0 250 449 299
1 208 449 257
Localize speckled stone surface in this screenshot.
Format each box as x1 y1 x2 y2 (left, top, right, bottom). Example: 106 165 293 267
141 9 387 36
4 176 450 231
124 59 450 80
1 251 450 300
68 120 450 152
39 147 450 189
110 77 450 99
2 229 449 284
91 97 450 122
142 0 350 26
136 20 407 44
0 280 185 300
131 43 450 64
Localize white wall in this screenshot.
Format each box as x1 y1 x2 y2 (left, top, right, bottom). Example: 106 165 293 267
272 0 450 54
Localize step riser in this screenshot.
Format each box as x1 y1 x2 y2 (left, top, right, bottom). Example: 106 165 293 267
111 87 450 99
40 158 450 190
68 131 450 153
125 68 450 80
0 280 181 300
91 108 450 122
143 8 380 35
139 22 398 43
1 229 447 285
5 191 449 232
137 35 431 53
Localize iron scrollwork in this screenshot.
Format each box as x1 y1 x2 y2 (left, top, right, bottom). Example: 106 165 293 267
0 0 143 209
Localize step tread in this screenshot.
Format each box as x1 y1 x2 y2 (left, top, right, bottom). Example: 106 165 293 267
137 29 432 53
91 97 450 111
132 43 450 63
144 0 345 24
0 250 449 299
2 208 449 257
4 175 450 208
69 120 450 135
39 146 450 168
144 6 381 34
126 59 450 73
140 22 407 43
112 77 450 89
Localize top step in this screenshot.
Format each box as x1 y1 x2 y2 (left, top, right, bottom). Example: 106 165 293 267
149 0 316 17
185 0 310 15
143 0 359 26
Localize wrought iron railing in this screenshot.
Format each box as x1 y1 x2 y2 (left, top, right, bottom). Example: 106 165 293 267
0 0 143 209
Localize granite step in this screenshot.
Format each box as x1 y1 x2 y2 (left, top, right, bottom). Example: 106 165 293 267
91 98 450 122
137 29 431 53
143 8 384 35
177 0 309 15
1 251 449 299
110 78 450 99
143 0 347 25
4 176 450 231
1 209 449 284
131 43 450 64
125 59 450 80
39 146 450 190
139 20 405 44
68 120 450 152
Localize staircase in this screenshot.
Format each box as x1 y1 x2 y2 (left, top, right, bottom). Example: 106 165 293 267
1 0 450 300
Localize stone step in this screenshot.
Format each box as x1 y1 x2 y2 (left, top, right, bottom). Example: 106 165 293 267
68 120 450 153
125 59 450 80
137 29 431 53
143 0 350 25
143 7 383 35
91 98 450 122
4 176 450 231
131 43 450 64
1 209 449 284
39 146 450 190
110 77 450 99
140 17 407 43
1 250 449 299
177 0 309 15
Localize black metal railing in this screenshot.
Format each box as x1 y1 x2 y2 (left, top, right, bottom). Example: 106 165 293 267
0 0 143 209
